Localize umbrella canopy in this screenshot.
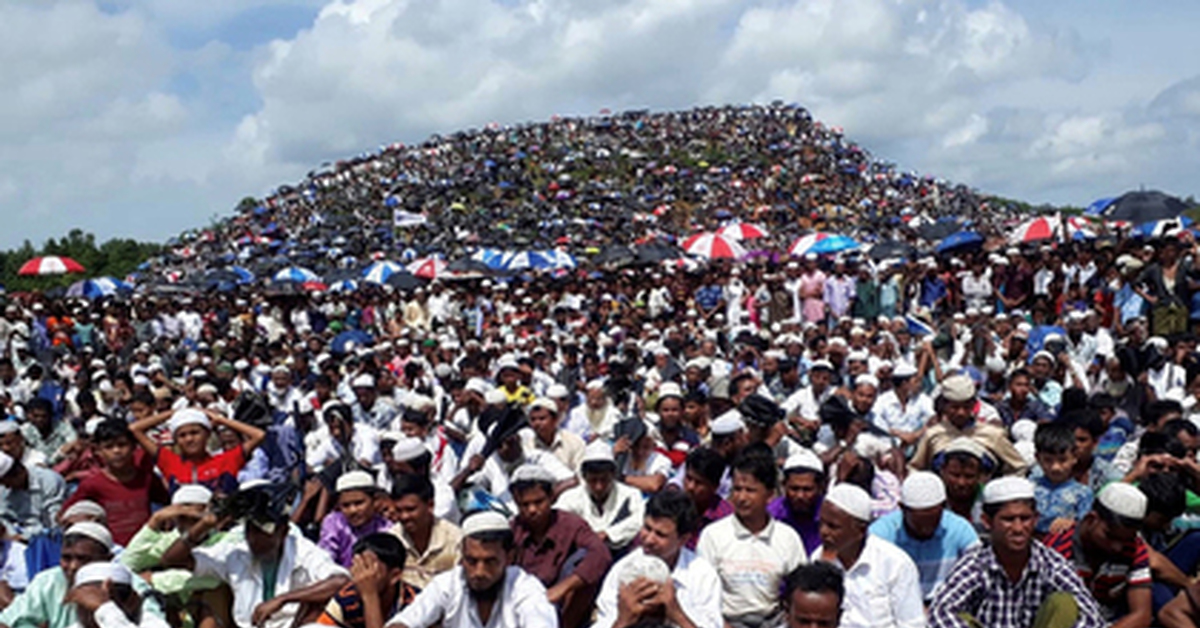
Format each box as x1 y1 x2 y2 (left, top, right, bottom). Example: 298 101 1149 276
446 258 492 274
332 330 373 355
1103 190 1192 223
635 242 683 264
592 245 636 267
384 271 422 291
717 222 769 241
272 266 320 283
502 251 556 271
66 277 131 299
328 279 359 293
682 233 746 260
407 257 448 279
362 260 404 285
1085 197 1116 216
1133 216 1193 238
1009 216 1061 244
916 221 960 242
18 256 85 276
470 248 508 270
936 231 984 253
867 241 916 261
789 233 859 256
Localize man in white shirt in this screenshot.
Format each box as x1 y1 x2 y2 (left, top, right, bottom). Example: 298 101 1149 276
555 441 644 553
65 562 171 628
872 363 935 449
697 452 806 628
593 490 723 628
386 510 558 628
812 484 924 628
782 360 835 432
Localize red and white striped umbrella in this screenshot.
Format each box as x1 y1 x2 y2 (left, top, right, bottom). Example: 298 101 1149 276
407 257 447 279
1009 216 1060 244
717 223 769 241
17 256 85 276
681 233 747 260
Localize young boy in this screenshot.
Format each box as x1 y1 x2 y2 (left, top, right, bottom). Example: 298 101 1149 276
319 470 392 569
1032 421 1094 537
315 533 418 628
61 419 170 546
1064 411 1120 494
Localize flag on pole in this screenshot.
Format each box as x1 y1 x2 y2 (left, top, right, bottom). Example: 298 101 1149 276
393 209 427 228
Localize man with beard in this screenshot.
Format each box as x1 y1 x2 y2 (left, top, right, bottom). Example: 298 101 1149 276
929 477 1105 628
386 510 558 628
767 449 825 556
65 562 170 628
910 374 1028 477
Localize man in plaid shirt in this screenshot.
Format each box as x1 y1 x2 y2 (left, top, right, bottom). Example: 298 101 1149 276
929 477 1106 628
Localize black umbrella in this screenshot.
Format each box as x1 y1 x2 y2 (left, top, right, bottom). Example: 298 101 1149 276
446 258 492 274
868 240 916 261
635 241 683 264
915 221 959 241
1103 190 1193 223
384 271 422 291
593 245 636 267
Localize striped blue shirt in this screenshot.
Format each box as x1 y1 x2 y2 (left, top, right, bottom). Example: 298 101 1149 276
869 509 980 600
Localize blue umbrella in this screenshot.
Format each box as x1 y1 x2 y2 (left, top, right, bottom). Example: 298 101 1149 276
502 250 569 271
384 196 401 208
332 330 373 355
1085 197 1116 216
362 261 404 285
229 266 255 284
808 235 860 255
936 231 984 253
272 266 320 283
471 248 509 270
329 279 359 293
66 277 132 299
1133 216 1193 238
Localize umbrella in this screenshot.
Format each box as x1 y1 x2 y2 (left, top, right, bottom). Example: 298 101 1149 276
1085 197 1116 216
66 277 131 299
1134 216 1193 238
592 245 636 267
682 233 747 260
407 257 447 279
362 260 404 285
788 233 859 256
867 241 916 261
1009 216 1061 244
916 221 960 242
272 266 320 283
635 242 683 264
936 231 984 254
447 258 492 274
717 223 769 241
1103 190 1192 223
544 249 576 269
328 279 359 293
470 248 508 270
384 271 422 291
332 330 373 355
18 256 85 276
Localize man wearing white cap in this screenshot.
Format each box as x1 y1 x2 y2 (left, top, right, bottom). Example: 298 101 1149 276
781 360 835 432
868 472 980 602
555 441 645 553
910 374 1028 476
386 510 557 628
522 397 585 473
872 362 935 448
562 382 620 443
1043 482 1153 626
0 448 66 541
66 562 170 628
350 373 398 432
0 522 166 628
930 477 1105 628
767 449 826 556
812 484 924 628
120 485 224 598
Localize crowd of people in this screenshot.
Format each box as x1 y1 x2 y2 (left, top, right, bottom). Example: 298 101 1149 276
0 104 1198 628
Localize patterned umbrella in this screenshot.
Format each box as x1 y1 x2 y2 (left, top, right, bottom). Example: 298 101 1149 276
717 222 769 241
272 266 320 283
18 256 85 276
66 277 132 299
407 257 448 279
361 261 404 285
788 233 859 256
681 233 747 260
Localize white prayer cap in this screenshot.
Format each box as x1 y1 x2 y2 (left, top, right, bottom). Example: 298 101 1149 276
351 373 376 388
85 417 105 437
65 522 114 551
546 384 570 399
335 470 377 494
782 448 824 475
406 394 436 412
1031 351 1056 365
271 364 290 376
657 382 684 401
893 363 918 379
847 350 869 362
810 360 835 372
582 440 615 464
0 421 18 435
1098 482 1148 521
484 389 508 405
825 484 873 522
62 500 107 521
939 374 976 402
985 356 1007 373
172 484 214 506
617 552 671 586
391 437 429 463
982 477 1036 505
465 377 491 395
72 562 132 587
168 409 210 435
710 410 746 437
529 398 558 414
511 464 556 485
854 375 879 390
1011 419 1038 444
462 510 511 537
901 472 946 509
585 379 606 391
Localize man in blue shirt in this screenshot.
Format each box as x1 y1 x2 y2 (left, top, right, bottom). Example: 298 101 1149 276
869 471 979 602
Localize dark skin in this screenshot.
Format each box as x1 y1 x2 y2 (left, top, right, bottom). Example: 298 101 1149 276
130 408 265 462
782 471 823 518
785 589 842 628
939 457 982 520
391 493 435 554
982 500 1036 583
348 550 405 628
614 515 699 628
818 502 867 569
1078 512 1152 628
512 484 584 605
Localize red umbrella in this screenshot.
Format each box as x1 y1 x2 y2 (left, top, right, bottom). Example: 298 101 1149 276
18 256 85 276
682 233 747 260
407 257 447 279
717 223 769 241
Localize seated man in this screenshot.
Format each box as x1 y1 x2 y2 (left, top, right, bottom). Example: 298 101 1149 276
781 562 845 628
509 464 611 628
697 451 805 628
120 484 225 602
0 522 165 628
0 521 28 609
65 562 170 628
386 474 461 591
813 484 924 628
930 477 1106 628
161 483 351 628
556 442 645 554
1136 473 1200 616
0 450 66 541
934 437 994 529
868 471 979 602
909 375 1028 476
386 510 558 628
1043 482 1153 628
316 533 418 628
768 449 825 556
593 490 723 628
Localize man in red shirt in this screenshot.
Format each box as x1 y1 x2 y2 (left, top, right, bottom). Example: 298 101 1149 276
129 407 265 496
61 419 169 546
1044 482 1153 628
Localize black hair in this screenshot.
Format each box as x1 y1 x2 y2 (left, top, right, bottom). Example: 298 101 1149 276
353 533 407 570
1161 419 1199 441
400 407 431 428
581 460 618 476
129 391 156 408
1009 368 1032 383
26 398 53 416
731 450 778 492
1144 400 1184 428
390 473 434 503
1034 422 1074 456
1063 409 1105 439
1138 432 1187 459
1060 388 1088 415
982 498 1036 518
92 419 134 446
1139 472 1187 521
510 476 554 499
465 528 515 551
685 448 727 487
729 372 756 395
645 489 699 536
782 562 845 607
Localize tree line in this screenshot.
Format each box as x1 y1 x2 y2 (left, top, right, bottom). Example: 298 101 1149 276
0 229 162 294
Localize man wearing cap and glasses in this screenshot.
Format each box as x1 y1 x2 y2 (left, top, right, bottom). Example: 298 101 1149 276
868 472 980 603
930 477 1105 628
812 483 924 628
386 510 558 628
0 522 166 628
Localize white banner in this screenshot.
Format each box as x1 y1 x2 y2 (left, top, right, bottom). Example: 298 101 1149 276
393 209 428 228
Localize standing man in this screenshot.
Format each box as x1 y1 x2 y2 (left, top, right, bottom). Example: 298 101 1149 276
868 472 980 602
929 477 1106 628
385 511 558 628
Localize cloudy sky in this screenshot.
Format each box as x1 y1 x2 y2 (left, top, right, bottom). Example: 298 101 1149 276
2 0 1198 249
